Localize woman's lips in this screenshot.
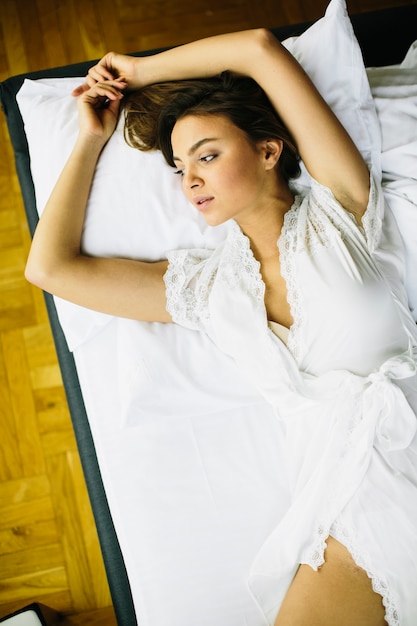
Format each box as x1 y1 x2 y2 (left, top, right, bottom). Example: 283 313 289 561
193 195 214 211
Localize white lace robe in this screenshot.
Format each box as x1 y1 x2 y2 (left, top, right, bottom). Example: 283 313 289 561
164 175 417 626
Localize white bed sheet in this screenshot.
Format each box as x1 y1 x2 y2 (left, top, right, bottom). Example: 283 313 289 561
75 318 289 625
16 0 417 622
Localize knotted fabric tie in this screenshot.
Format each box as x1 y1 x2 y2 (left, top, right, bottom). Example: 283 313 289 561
362 349 417 452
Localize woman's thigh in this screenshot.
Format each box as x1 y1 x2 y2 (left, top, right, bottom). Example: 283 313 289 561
274 536 387 626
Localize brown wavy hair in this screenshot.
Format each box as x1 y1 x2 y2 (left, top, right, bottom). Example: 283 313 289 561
123 72 301 183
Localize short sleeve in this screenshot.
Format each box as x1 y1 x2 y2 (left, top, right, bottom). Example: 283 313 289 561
307 173 383 252
164 248 215 330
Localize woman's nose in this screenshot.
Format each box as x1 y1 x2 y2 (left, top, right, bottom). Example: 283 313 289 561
184 167 202 189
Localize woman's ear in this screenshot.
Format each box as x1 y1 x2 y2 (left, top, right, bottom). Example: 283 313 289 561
261 139 283 170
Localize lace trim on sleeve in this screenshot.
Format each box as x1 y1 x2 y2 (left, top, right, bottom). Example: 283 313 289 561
164 249 213 330
361 174 382 252
307 174 382 252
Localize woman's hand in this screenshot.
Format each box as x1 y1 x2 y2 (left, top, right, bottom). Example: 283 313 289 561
72 52 140 97
76 79 126 144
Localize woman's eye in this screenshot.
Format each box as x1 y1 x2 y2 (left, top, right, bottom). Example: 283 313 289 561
173 154 216 177
200 154 216 164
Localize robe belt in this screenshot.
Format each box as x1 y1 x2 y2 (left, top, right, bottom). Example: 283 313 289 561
350 348 417 453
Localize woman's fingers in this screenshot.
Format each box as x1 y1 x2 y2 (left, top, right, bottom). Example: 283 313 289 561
72 53 119 96
71 75 105 96
71 82 90 97
80 80 126 105
72 51 139 97
73 77 126 99
88 63 115 83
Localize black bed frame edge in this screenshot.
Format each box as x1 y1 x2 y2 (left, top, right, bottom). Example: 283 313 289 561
1 4 416 624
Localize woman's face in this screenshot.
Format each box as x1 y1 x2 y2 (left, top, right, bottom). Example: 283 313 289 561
171 113 280 227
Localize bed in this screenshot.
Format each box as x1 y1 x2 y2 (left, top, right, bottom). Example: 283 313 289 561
1 1 416 624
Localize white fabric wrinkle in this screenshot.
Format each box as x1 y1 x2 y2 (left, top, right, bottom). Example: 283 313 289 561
188 417 219 509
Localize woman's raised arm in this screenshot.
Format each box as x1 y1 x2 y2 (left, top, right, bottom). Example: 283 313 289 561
78 29 370 220
26 80 171 323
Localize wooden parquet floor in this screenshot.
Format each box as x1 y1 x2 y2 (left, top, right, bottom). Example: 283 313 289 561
0 0 416 621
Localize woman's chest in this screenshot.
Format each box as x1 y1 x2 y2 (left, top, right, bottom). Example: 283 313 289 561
260 255 293 330
292 244 408 375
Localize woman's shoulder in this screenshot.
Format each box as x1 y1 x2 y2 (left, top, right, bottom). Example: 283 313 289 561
287 172 383 253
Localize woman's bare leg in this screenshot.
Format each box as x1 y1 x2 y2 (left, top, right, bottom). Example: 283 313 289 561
274 536 387 626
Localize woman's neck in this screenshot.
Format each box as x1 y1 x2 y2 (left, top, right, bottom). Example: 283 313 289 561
236 186 294 261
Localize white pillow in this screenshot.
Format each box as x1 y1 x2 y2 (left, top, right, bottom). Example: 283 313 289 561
17 78 228 349
17 0 382 349
367 42 417 318
283 0 381 174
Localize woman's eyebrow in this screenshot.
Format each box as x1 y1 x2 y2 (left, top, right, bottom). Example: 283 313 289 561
173 137 219 162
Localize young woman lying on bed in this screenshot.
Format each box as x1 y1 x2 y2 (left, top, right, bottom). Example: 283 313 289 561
25 29 417 626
